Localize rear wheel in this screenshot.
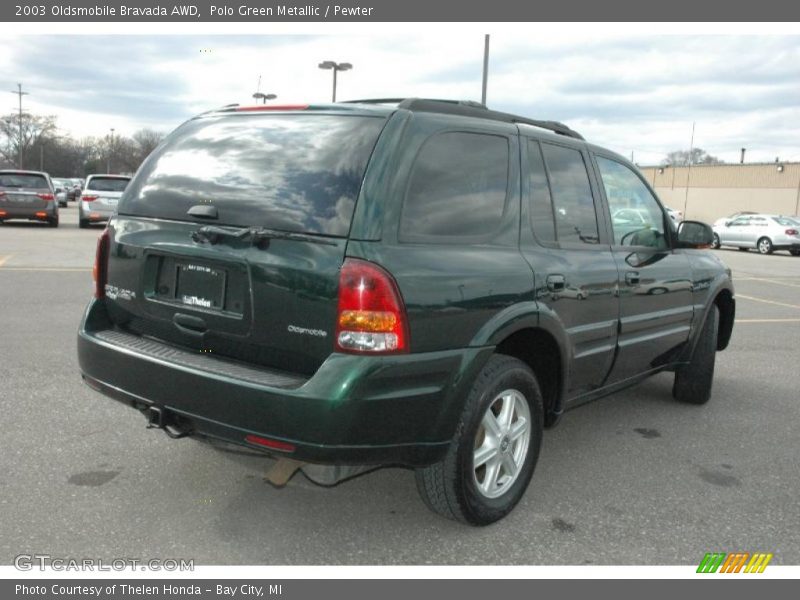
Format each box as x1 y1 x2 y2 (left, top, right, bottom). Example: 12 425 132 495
415 355 543 525
79 219 89 229
757 237 773 254
790 249 800 257
48 216 59 228
673 305 719 405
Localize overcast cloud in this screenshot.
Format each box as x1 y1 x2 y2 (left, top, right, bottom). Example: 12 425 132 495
1 33 798 164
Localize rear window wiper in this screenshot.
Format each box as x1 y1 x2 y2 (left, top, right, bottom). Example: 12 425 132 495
191 225 338 247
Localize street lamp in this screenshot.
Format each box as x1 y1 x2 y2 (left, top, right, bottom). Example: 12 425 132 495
318 61 352 102
107 128 115 173
252 92 277 104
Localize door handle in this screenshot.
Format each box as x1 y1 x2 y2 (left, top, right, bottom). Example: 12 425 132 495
546 274 566 292
173 313 208 337
625 271 640 285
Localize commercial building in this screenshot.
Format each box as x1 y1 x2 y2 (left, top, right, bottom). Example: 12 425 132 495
638 162 800 223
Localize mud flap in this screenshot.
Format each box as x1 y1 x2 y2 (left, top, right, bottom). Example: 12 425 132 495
264 458 305 487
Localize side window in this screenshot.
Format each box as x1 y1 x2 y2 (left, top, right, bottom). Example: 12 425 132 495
540 143 599 245
729 217 749 227
596 156 667 249
400 132 509 241
527 140 556 243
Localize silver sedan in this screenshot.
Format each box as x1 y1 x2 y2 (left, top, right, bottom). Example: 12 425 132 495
712 213 800 255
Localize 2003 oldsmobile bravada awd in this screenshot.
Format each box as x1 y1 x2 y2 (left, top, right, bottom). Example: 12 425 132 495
78 99 735 525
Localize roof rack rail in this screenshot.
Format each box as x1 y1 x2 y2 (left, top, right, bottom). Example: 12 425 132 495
346 97 583 140
342 98 487 109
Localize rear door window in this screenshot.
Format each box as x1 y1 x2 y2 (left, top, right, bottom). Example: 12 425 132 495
119 114 386 237
400 131 509 241
540 144 599 245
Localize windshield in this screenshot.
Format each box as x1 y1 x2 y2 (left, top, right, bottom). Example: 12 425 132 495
119 114 386 236
87 177 130 192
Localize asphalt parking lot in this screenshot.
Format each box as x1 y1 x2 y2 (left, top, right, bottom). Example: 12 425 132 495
1 206 799 566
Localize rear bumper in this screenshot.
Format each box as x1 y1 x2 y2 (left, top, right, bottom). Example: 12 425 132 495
77 299 492 466
0 204 56 219
79 203 115 221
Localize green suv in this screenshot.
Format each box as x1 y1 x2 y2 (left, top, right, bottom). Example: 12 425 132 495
78 99 735 525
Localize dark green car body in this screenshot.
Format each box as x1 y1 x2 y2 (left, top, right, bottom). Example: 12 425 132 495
78 100 735 471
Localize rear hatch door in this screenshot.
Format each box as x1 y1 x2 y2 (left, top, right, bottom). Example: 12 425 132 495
105 110 387 375
83 176 130 211
0 172 51 210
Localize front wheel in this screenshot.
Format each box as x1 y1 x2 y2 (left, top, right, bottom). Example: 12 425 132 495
673 305 719 405
711 233 720 249
757 237 773 254
415 355 543 525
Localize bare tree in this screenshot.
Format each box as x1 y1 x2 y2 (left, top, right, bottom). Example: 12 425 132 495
0 112 57 169
662 148 723 166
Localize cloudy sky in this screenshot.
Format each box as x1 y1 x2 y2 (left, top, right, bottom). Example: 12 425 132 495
1 32 798 164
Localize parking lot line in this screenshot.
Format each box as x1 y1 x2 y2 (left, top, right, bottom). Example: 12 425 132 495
736 277 800 289
736 294 800 311
0 254 12 267
736 318 800 323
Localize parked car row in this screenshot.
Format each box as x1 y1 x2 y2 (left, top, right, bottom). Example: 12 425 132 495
0 170 129 228
712 213 800 255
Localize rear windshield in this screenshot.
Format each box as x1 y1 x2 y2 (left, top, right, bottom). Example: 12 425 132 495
0 173 49 189
87 177 130 192
120 114 386 236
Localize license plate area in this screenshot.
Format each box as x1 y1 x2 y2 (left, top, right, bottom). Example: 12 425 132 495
143 253 248 321
176 263 225 310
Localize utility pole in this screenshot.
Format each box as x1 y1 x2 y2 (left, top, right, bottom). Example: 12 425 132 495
683 121 695 218
11 83 28 169
107 128 115 173
481 34 490 106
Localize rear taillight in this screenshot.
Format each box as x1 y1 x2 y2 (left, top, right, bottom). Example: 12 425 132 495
93 228 110 299
335 259 409 354
786 229 798 235
244 434 295 453
37 193 54 201
81 194 99 202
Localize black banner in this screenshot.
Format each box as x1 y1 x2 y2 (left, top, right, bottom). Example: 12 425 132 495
4 579 798 600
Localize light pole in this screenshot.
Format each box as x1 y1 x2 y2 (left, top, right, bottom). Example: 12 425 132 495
318 61 352 102
252 92 277 104
107 128 114 173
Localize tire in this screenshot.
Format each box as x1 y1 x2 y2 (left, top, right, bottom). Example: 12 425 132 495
48 216 59 228
711 233 720 249
415 355 543 526
79 219 89 229
790 249 800 257
673 305 719 405
757 237 773 255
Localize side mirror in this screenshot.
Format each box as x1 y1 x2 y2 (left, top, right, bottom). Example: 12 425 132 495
677 220 714 248
724 221 732 227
